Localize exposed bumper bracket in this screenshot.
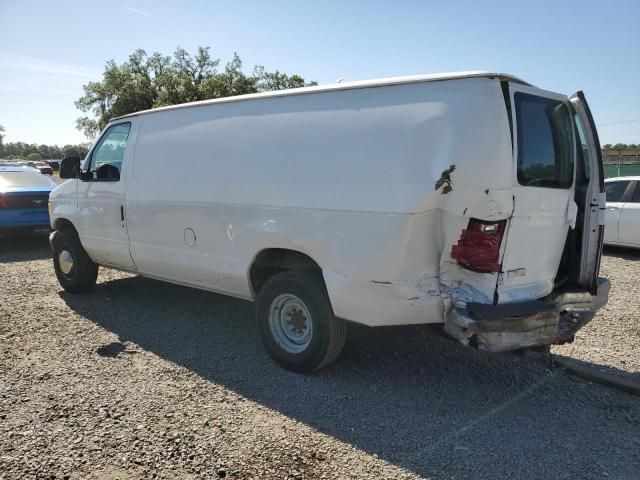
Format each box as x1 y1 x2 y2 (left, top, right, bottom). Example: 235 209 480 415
444 278 610 352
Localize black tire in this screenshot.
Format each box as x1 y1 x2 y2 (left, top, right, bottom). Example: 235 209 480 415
256 270 346 372
52 229 98 293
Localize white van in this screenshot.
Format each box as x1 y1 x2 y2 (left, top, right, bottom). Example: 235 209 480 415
50 72 610 372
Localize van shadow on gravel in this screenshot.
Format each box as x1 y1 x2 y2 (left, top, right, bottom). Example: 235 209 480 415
0 231 51 263
60 276 640 480
603 244 640 261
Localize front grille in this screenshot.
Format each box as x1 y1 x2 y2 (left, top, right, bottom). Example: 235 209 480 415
1 193 50 209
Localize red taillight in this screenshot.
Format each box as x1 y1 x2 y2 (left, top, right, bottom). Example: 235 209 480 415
451 218 506 273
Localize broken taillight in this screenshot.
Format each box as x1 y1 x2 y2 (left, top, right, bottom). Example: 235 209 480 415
451 218 507 273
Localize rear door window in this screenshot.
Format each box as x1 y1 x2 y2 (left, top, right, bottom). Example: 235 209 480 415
572 113 591 182
515 93 574 188
605 181 630 202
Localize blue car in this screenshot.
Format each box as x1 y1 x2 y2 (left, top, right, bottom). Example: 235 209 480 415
0 165 57 231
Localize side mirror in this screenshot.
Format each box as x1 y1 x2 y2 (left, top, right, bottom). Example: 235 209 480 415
59 157 81 179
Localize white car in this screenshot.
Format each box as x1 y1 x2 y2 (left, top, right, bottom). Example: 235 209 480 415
604 176 640 248
49 72 610 372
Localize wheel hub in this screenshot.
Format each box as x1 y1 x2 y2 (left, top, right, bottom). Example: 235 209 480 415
58 249 74 275
288 307 307 332
269 294 313 354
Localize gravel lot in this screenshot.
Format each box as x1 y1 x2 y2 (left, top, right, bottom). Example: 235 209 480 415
1 234 639 480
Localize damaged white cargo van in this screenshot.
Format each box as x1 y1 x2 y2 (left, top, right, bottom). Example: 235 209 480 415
50 72 610 372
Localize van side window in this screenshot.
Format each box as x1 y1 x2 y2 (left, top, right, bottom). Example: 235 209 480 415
632 183 640 203
515 93 574 189
88 123 131 181
605 181 630 202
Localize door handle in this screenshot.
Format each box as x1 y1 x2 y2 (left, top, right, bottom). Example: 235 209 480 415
120 205 125 221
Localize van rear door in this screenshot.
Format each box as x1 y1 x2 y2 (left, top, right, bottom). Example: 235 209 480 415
569 91 605 292
496 85 577 303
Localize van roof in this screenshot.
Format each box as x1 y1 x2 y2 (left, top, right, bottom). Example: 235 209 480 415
112 71 531 121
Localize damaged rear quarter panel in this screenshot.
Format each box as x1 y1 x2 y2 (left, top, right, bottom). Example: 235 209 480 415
321 80 586 350
437 186 514 312
322 79 519 327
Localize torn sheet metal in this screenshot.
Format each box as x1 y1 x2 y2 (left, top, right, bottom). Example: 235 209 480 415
444 278 610 352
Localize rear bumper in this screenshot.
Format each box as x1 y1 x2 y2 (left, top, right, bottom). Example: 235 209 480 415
444 277 610 352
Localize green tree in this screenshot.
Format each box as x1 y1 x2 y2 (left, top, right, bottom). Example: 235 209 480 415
62 143 91 159
0 141 89 160
602 144 612 149
253 66 310 91
27 152 42 161
75 47 317 138
0 125 5 157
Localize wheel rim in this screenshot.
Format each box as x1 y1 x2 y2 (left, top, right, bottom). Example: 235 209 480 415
268 293 313 354
58 249 75 276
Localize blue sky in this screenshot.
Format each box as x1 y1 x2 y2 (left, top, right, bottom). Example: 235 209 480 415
1 0 638 146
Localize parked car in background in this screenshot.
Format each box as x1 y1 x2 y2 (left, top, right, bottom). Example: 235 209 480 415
604 176 640 248
27 161 53 175
0 160 40 173
0 165 57 232
46 160 61 171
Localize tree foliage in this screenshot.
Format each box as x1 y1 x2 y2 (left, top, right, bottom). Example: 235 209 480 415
75 47 317 138
0 124 5 145
0 140 90 160
603 143 639 149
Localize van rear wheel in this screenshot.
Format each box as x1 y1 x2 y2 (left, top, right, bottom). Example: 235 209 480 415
52 230 99 293
256 271 346 372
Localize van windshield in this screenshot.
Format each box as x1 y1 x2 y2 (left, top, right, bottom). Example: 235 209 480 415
515 93 574 189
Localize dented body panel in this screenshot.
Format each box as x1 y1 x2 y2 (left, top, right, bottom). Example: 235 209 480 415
49 71 608 351
445 278 610 351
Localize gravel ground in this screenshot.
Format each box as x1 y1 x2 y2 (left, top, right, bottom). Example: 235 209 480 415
1 233 639 480
554 246 640 380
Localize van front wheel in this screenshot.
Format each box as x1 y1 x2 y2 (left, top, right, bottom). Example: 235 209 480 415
52 230 99 293
256 271 346 372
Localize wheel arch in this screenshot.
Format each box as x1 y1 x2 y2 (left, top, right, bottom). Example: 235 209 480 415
249 248 325 297
52 217 78 235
